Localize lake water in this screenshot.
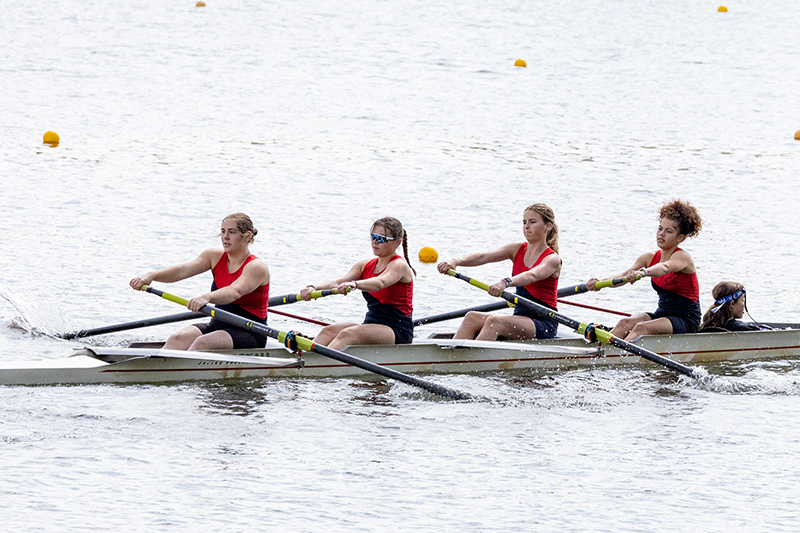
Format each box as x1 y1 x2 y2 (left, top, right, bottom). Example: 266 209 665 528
2 0 799 531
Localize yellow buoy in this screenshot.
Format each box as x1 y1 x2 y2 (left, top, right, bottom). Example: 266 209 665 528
43 131 60 145
718 5 728 12
418 246 439 263
795 130 800 140
514 59 527 68
196 1 206 6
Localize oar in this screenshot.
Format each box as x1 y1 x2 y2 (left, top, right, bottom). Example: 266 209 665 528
58 312 204 340
556 277 629 296
445 270 699 378
268 308 330 326
557 300 631 317
140 285 472 400
268 288 343 307
413 279 632 326
414 301 510 327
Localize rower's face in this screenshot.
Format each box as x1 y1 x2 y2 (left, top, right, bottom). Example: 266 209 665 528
522 210 550 242
730 294 746 319
656 217 685 249
370 225 400 255
220 219 249 250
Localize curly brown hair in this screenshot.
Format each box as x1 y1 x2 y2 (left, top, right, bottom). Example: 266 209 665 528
659 200 702 238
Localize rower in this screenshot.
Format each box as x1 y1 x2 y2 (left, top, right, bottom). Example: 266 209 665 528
129 213 270 351
699 282 770 332
298 217 415 351
586 199 702 340
436 203 561 341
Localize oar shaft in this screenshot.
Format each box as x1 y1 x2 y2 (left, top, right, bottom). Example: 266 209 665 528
555 277 627 297
58 312 203 340
268 308 330 326
446 270 697 378
414 280 632 327
556 299 631 317
142 286 471 400
414 301 510 326
268 289 341 307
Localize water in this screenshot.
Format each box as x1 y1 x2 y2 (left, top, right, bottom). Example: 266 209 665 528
2 0 800 530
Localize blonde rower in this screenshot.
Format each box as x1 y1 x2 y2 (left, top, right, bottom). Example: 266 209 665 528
437 204 561 341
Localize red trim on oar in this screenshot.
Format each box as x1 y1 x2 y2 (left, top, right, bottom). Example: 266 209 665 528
556 299 631 317
268 308 330 326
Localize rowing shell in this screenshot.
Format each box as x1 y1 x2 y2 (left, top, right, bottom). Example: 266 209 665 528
2 328 799 386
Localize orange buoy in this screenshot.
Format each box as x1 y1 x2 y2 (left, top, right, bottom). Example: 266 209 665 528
514 59 527 68
795 130 800 140
196 1 206 6
43 131 60 146
418 247 439 263
718 6 728 12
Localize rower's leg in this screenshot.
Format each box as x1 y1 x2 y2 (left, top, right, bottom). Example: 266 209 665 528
328 324 395 351
188 330 234 351
453 311 490 339
624 317 673 340
314 322 357 347
475 315 538 341
163 325 203 350
610 313 651 339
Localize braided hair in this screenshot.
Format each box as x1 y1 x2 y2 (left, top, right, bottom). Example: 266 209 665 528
372 216 416 276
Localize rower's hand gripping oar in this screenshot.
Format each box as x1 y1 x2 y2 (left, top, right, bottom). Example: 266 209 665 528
445 269 700 379
140 285 472 400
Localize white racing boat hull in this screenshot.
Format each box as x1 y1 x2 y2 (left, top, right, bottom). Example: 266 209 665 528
0 348 303 386
1 329 798 386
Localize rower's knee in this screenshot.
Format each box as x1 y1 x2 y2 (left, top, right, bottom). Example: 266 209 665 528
189 335 219 351
164 329 198 350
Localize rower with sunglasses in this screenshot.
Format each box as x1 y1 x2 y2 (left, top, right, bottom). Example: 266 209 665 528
436 203 561 341
299 217 416 350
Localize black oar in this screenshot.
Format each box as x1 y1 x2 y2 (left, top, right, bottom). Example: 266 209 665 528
445 269 699 378
413 278 632 327
268 288 342 307
414 301 511 326
58 312 203 340
141 285 472 400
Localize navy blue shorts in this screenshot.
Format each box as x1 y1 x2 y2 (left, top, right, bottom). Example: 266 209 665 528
646 309 700 334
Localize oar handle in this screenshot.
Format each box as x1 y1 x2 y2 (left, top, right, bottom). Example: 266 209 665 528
141 285 472 400
268 288 345 307
445 270 698 379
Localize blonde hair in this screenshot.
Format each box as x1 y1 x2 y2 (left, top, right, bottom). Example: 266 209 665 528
524 203 559 254
222 213 258 244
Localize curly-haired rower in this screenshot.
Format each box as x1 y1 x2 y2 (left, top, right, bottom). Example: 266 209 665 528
586 199 703 340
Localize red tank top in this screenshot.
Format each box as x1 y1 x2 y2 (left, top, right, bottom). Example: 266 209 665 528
362 256 413 317
648 249 699 302
512 244 559 309
212 253 270 319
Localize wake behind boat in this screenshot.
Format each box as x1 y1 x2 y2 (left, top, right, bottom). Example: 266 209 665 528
2 327 799 386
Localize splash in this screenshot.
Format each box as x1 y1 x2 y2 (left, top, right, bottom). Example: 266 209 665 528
0 283 63 338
